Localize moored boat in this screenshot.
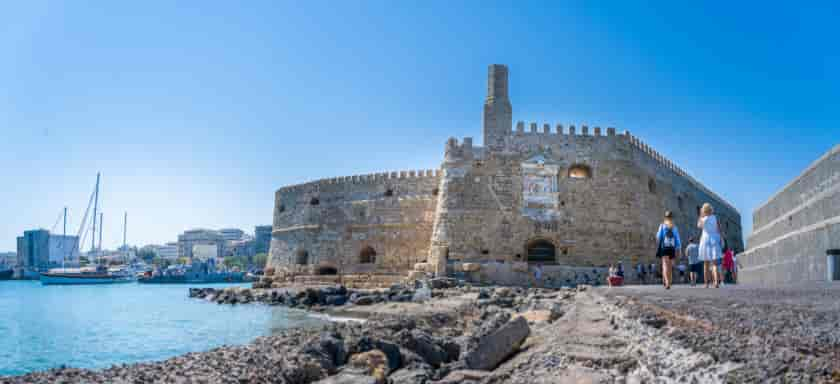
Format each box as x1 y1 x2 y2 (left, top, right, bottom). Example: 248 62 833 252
40 265 135 285
0 268 12 280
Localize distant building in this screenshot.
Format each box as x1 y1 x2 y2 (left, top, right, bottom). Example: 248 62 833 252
141 243 179 260
254 225 271 254
219 228 245 242
0 252 15 266
16 229 80 271
224 238 255 259
192 243 218 261
177 229 224 259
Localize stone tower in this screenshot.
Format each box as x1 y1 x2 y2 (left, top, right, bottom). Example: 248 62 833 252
482 64 512 152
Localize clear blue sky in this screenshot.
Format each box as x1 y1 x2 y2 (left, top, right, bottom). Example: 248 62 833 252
1 1 838 251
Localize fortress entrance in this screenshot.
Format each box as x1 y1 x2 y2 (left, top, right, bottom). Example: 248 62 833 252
360 246 377 264
316 266 337 275
526 239 556 264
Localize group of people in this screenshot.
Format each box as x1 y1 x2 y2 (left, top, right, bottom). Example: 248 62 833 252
607 202 738 288
655 203 737 289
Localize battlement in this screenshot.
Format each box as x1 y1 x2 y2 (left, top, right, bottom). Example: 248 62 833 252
624 132 738 213
513 121 618 137
277 168 441 193
445 136 475 161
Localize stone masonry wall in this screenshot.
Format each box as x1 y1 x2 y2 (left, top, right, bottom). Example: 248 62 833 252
740 145 840 285
268 170 440 275
427 126 741 280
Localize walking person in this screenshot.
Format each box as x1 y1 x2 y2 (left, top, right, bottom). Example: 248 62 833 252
722 246 735 284
698 203 723 288
655 211 682 289
636 262 645 284
685 237 701 286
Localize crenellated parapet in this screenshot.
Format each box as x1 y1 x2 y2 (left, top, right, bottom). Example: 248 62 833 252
513 121 619 137
624 132 738 214
276 168 442 194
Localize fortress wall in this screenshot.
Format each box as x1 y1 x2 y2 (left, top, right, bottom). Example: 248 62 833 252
268 170 440 274
740 145 840 285
429 126 742 279
625 133 744 252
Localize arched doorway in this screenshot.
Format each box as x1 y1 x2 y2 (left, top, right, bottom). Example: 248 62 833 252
359 246 377 264
295 250 308 265
316 266 338 275
526 239 556 264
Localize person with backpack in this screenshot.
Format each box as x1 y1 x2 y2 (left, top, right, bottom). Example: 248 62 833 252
698 203 723 288
655 211 682 289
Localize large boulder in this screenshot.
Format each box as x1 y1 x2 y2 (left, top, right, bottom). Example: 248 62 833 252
461 263 481 272
397 330 448 368
464 315 530 371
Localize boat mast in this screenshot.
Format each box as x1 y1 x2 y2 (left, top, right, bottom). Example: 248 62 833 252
62 207 67 270
90 173 100 257
98 212 104 265
122 211 127 265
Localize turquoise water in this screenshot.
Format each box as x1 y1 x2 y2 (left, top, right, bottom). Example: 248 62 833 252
0 280 324 377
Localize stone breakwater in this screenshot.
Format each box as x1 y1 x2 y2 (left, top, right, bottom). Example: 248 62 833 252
189 278 462 311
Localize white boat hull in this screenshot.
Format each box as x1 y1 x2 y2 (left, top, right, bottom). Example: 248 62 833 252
40 273 135 285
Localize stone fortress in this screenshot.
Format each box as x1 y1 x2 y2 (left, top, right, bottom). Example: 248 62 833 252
267 65 743 286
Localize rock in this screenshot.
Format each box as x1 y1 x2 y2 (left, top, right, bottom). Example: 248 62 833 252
427 278 458 289
516 310 551 323
349 349 389 382
387 367 432 384
640 316 667 329
264 267 275 276
477 289 491 300
461 263 481 272
352 296 376 306
326 294 349 306
398 330 448 368
431 370 489 384
464 316 530 370
315 372 379 384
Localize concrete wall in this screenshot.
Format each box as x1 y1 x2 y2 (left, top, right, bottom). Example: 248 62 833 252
740 145 840 285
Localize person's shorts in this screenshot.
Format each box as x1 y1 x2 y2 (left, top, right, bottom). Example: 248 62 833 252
690 263 703 274
608 276 624 286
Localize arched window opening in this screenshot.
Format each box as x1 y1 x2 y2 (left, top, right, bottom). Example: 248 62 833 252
295 250 308 265
384 188 394 197
648 178 657 194
568 164 592 179
432 188 439 196
526 239 557 264
359 246 377 264
310 197 320 206
316 266 337 275
677 196 684 211
278 204 286 213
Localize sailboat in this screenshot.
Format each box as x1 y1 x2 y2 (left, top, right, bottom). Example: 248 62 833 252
41 173 135 285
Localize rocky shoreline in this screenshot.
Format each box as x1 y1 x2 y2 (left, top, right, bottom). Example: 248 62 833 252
4 282 840 383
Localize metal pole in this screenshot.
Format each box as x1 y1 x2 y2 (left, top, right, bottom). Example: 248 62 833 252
63 207 67 269
99 212 104 258
123 211 127 264
91 173 100 254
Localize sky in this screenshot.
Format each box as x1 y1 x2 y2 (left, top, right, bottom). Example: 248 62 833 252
1 1 838 251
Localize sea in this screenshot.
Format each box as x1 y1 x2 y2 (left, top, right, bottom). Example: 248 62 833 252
0 280 327 377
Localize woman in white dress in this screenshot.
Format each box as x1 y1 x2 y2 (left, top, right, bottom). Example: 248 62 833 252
698 203 723 288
